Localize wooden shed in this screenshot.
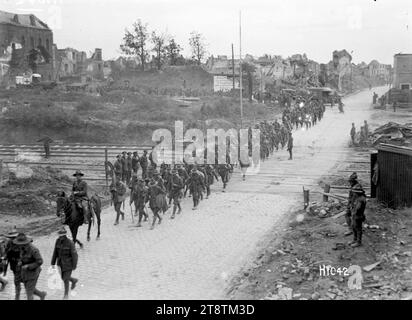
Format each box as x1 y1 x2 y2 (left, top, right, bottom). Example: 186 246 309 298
373 143 412 208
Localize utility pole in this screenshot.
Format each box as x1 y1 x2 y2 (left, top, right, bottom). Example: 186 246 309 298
239 10 243 129
232 44 235 92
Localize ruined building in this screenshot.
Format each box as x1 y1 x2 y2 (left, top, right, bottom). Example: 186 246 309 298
0 10 54 82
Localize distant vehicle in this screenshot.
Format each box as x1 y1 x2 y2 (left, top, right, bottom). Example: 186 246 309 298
307 87 335 105
15 73 42 86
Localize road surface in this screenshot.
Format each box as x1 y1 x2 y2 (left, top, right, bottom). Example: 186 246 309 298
0 86 388 300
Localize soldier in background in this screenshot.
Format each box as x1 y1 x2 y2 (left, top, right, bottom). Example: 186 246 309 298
114 155 123 180
169 168 184 219
121 151 127 182
287 132 293 160
140 151 149 179
37 136 53 159
110 179 127 225
51 227 78 300
131 152 140 175
125 152 133 185
350 123 356 145
187 165 205 210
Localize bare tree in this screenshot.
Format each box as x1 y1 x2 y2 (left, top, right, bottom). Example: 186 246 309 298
151 31 168 70
189 31 207 65
120 19 149 71
165 37 182 66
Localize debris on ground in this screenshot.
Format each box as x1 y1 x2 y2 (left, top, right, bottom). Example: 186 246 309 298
371 122 412 147
306 200 344 218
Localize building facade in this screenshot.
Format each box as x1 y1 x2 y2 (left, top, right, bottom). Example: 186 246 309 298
0 10 54 82
393 54 412 90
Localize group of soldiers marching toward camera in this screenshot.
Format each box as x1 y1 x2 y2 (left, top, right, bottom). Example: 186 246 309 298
109 152 233 230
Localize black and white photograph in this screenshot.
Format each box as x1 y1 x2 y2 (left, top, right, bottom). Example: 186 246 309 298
0 0 412 306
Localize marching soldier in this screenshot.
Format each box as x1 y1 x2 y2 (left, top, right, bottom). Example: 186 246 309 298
131 152 140 175
13 233 47 300
51 227 78 300
169 168 184 219
110 178 127 225
72 170 90 224
0 236 8 291
130 178 149 227
287 132 293 160
1 228 20 299
140 151 149 179
188 165 205 210
148 179 165 229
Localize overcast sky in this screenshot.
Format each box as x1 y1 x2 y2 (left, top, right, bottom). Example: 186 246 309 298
1 0 412 64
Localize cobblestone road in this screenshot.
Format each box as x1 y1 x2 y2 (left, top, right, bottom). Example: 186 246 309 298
0 87 388 300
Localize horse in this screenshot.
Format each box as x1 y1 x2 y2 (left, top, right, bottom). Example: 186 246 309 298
56 191 102 248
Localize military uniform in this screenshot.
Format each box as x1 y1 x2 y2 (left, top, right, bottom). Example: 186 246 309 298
130 180 149 226
121 154 127 182
51 232 78 299
188 169 205 209
140 153 149 179
125 154 133 184
14 236 46 300
287 134 293 160
350 187 367 247
169 171 183 218
131 153 140 174
72 176 89 224
110 180 127 225
114 156 123 180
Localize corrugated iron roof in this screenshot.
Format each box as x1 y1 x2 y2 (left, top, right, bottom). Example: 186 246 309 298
376 143 412 157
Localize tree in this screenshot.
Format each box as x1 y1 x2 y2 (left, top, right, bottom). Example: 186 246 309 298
151 31 168 70
120 19 149 71
189 31 207 65
165 38 182 66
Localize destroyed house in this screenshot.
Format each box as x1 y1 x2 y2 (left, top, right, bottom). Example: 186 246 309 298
0 10 54 81
372 144 412 208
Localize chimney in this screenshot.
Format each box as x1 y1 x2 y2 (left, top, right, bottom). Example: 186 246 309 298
94 48 102 61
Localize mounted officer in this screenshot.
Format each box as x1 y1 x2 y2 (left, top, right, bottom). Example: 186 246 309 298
72 170 90 225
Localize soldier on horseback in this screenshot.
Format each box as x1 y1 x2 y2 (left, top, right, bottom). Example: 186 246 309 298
72 170 90 225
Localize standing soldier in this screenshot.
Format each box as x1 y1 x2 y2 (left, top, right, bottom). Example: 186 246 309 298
1 228 21 299
125 152 133 185
121 151 127 182
287 132 293 160
345 172 362 236
349 185 367 247
350 123 356 145
169 168 184 219
51 227 78 300
110 179 127 225
364 120 369 138
72 170 90 224
140 151 149 179
130 178 149 227
114 155 122 180
188 165 205 210
14 233 47 300
131 152 140 176
37 136 53 159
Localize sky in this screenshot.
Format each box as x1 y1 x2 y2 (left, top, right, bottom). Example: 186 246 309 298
1 0 412 64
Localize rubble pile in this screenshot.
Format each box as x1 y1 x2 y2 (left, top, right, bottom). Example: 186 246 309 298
306 200 344 218
371 122 412 147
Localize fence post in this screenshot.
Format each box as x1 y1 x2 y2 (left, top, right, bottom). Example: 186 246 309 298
323 184 330 202
0 159 3 186
105 148 108 191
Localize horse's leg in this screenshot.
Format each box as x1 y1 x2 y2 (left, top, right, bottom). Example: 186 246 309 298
71 225 83 248
87 220 91 241
96 211 101 239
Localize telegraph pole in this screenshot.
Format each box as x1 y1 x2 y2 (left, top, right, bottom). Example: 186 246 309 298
239 10 243 128
232 44 235 91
